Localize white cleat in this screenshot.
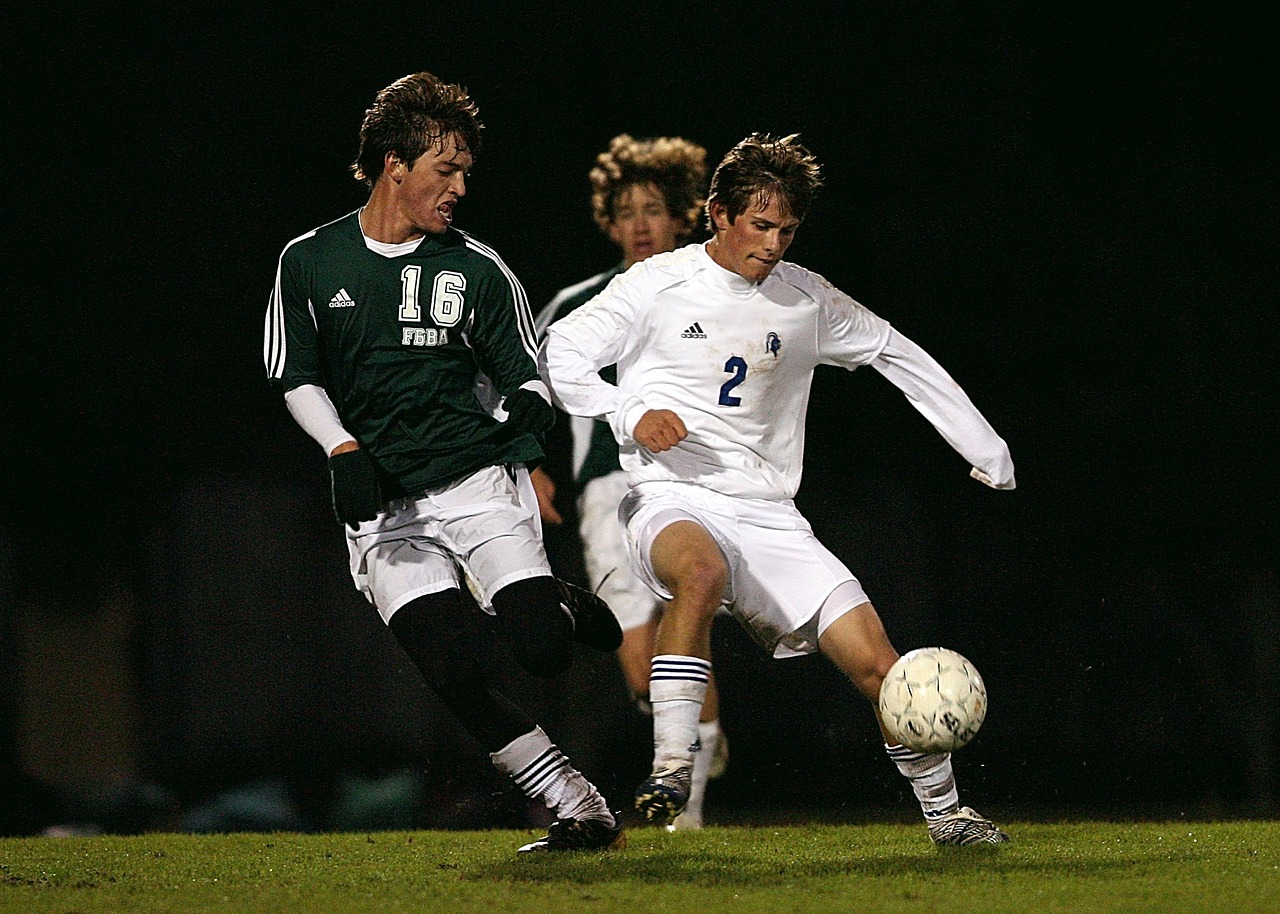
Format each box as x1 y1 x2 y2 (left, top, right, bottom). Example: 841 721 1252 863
927 806 1010 845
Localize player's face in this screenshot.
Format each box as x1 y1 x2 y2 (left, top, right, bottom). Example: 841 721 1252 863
392 138 472 236
608 182 684 268
707 195 800 283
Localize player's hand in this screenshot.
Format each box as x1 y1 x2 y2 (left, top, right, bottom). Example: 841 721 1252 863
504 388 556 436
970 466 1016 490
633 409 687 452
329 446 383 529
530 466 563 525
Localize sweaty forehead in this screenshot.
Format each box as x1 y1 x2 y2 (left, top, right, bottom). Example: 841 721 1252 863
746 191 800 225
423 136 473 167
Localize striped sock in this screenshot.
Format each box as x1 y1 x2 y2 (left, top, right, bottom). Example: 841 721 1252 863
649 655 711 772
886 743 959 819
491 727 611 824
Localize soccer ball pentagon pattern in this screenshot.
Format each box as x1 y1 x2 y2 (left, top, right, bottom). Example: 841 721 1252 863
878 647 987 753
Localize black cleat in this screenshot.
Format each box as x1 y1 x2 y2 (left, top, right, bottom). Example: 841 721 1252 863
634 766 691 826
517 815 627 853
556 579 623 652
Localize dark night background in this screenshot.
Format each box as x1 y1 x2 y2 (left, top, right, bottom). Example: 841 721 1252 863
3 4 1275 834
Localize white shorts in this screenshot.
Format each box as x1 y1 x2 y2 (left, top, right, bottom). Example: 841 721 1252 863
577 471 661 632
620 481 869 658
346 464 550 623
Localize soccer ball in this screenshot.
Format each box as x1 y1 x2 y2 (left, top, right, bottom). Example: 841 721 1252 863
878 647 987 753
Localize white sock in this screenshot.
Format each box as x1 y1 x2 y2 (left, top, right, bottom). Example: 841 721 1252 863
699 719 722 773
491 727 612 824
885 744 959 819
649 655 710 772
671 719 720 830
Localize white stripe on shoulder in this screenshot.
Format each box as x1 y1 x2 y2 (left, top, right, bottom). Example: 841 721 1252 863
459 230 538 358
264 227 319 380
535 267 619 337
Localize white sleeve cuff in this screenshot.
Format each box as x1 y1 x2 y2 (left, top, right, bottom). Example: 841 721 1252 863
611 396 651 446
284 384 356 456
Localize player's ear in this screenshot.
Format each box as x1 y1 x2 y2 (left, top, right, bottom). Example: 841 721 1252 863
607 220 624 247
384 151 405 181
708 200 730 233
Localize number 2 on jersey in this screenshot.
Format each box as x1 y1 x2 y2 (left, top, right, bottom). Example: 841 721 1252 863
719 356 747 406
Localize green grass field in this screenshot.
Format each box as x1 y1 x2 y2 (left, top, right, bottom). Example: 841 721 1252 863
1 821 1275 914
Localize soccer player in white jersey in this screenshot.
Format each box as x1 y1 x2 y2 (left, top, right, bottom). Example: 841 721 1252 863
263 72 625 853
541 133 1015 845
532 134 726 829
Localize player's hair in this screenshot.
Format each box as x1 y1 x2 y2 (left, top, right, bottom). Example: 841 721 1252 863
352 71 483 188
590 134 708 239
705 133 823 232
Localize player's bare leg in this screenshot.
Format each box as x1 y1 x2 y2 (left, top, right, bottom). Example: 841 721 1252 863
634 521 725 824
818 601 1007 845
651 521 725 661
618 617 659 709
816 601 899 739
621 606 723 723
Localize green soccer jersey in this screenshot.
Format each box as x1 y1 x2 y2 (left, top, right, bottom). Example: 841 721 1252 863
534 266 623 489
265 210 544 497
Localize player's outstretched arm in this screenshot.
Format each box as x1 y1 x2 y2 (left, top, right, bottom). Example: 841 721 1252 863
871 329 1015 489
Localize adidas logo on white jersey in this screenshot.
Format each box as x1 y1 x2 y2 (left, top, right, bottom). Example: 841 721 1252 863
328 288 356 308
680 322 707 339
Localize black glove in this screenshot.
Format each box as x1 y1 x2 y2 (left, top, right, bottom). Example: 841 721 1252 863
503 388 556 436
329 448 382 529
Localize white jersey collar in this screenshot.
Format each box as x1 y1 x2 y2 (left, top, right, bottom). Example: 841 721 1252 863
697 241 770 295
358 208 428 258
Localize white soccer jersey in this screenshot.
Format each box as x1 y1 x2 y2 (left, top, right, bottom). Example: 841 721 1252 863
540 242 1014 500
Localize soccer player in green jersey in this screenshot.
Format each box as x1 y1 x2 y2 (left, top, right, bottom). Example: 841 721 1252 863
532 135 727 829
263 72 624 853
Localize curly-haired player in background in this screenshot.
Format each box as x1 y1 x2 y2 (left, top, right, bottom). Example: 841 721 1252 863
533 135 726 829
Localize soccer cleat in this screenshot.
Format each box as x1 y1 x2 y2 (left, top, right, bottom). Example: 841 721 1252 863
516 815 627 853
556 578 623 652
634 766 691 825
927 806 1010 846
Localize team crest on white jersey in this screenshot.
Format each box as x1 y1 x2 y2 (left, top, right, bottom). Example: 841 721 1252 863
766 332 782 357
328 288 356 308
681 322 708 339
